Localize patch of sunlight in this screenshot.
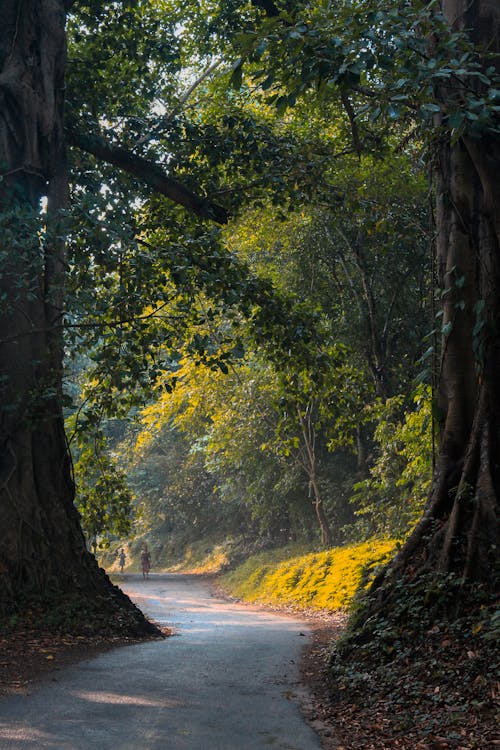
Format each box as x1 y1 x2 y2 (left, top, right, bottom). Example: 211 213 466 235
220 538 398 612
0 726 54 741
71 690 183 708
167 542 230 574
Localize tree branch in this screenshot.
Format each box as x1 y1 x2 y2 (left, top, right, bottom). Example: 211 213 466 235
66 124 229 224
340 92 362 156
135 59 226 149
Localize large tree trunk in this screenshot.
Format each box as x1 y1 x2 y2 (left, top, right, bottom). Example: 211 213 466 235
0 0 154 633
372 0 499 604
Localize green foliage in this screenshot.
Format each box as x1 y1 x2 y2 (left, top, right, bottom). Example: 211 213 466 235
58 0 434 568
130 354 318 543
351 387 433 537
73 429 134 551
67 0 182 125
104 142 430 550
232 0 500 140
122 392 252 548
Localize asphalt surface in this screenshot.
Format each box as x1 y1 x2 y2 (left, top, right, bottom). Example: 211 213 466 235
0 573 322 749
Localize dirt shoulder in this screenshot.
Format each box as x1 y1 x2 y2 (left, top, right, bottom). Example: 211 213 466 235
0 630 148 698
0 618 170 699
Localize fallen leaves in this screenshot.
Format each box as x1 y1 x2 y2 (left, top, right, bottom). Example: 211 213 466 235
299 614 499 750
0 628 163 697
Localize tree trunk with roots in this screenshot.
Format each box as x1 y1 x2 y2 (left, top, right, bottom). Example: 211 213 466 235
372 0 499 607
0 0 155 633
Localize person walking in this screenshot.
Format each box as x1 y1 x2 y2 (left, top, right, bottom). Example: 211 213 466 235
141 546 151 579
118 548 126 574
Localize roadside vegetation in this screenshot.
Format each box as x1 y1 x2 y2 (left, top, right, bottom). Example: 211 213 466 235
1 0 498 747
219 539 397 611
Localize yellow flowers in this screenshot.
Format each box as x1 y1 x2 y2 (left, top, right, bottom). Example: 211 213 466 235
221 539 397 611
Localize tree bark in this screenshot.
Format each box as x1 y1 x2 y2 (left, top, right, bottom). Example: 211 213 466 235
0 0 155 633
371 0 499 604
311 478 333 548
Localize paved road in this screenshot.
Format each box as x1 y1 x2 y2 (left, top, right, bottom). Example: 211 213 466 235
0 574 322 749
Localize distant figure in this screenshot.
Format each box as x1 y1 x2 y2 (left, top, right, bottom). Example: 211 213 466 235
118 548 126 574
141 546 151 579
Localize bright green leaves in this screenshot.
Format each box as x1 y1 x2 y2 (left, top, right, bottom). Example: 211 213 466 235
73 428 134 552
352 386 433 537
226 0 500 143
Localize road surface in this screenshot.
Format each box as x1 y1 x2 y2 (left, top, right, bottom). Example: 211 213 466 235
0 573 322 749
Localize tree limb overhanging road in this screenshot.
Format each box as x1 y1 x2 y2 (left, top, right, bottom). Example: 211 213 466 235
0 574 322 750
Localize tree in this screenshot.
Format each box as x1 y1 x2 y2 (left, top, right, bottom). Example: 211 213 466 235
233 0 499 610
0 0 225 627
377 0 499 595
266 342 365 547
0 0 102 620
351 387 433 538
125 419 229 553
73 428 134 554
135 354 305 544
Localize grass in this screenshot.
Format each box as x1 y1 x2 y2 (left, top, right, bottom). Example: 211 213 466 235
164 539 232 574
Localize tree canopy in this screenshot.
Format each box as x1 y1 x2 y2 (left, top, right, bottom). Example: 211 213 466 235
0 0 498 638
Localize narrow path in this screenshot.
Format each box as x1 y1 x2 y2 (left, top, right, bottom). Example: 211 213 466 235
0 574 322 750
